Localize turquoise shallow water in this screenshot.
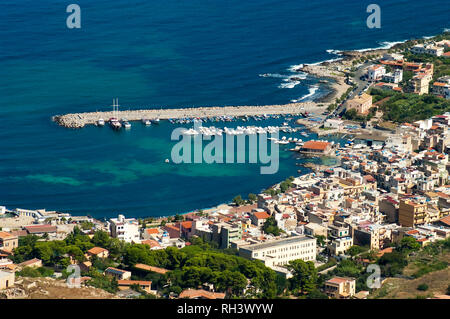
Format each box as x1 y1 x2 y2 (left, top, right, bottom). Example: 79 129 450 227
0 0 448 218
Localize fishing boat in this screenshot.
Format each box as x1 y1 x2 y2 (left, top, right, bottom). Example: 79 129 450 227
123 121 131 129
109 118 121 130
152 118 160 125
96 118 105 126
109 98 121 130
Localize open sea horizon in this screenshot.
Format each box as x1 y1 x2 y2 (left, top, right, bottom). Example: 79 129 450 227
0 0 448 219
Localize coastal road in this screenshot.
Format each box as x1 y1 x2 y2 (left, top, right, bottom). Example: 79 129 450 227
328 61 372 118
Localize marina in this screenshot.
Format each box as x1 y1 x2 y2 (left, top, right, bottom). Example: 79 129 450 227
52 101 324 129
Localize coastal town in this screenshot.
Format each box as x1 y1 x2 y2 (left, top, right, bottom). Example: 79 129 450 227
1 33 450 300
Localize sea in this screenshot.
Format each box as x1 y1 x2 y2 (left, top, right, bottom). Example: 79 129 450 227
0 0 448 219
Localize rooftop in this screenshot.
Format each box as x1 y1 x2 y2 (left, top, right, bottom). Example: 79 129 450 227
240 235 315 251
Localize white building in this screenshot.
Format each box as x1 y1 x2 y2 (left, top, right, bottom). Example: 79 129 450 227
411 44 444 57
238 236 317 268
382 53 404 61
324 118 344 129
367 65 386 81
382 69 403 84
109 214 140 243
327 237 353 256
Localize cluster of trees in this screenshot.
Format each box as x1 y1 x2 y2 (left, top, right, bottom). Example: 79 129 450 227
16 266 54 278
263 177 295 196
369 88 450 123
11 228 96 268
263 216 282 236
11 228 283 298
377 237 421 277
121 238 279 298
232 193 258 206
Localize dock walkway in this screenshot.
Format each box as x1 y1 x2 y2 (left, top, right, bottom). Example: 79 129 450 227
52 102 324 128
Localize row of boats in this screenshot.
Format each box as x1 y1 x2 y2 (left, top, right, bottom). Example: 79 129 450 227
270 136 305 145
181 125 281 136
168 114 290 125
96 118 160 130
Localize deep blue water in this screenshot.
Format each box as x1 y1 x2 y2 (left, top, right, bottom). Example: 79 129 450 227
0 0 448 218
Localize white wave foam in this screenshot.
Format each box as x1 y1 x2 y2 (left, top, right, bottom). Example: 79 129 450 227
291 85 320 101
287 64 304 72
326 49 343 55
353 40 407 52
279 79 301 89
300 85 319 100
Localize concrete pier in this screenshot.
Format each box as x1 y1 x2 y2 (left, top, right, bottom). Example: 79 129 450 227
53 102 325 128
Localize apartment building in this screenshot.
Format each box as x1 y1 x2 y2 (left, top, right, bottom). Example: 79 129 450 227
411 44 444 57
238 236 317 268
382 69 403 83
211 222 242 249
410 73 432 95
367 65 386 81
324 277 356 298
398 199 428 227
327 237 353 256
432 76 450 99
109 214 140 243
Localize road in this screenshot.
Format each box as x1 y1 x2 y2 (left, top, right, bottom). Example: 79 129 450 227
326 61 372 119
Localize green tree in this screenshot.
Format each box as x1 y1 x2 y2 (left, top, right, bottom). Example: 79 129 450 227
232 195 245 206
92 230 111 248
348 245 364 257
417 284 429 291
263 216 281 236
397 237 421 254
287 259 318 295
248 193 257 204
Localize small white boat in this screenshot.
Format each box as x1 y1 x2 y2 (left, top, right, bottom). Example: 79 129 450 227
97 118 105 126
123 121 131 129
142 119 151 126
165 158 170 163
275 140 289 145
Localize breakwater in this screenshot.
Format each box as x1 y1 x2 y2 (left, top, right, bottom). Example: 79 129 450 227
53 102 324 128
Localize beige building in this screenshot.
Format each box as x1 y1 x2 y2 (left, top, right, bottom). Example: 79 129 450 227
398 200 428 227
87 247 109 259
0 270 14 290
410 73 432 95
327 237 353 256
0 231 18 253
324 277 356 298
304 223 327 238
346 93 372 115
238 236 317 268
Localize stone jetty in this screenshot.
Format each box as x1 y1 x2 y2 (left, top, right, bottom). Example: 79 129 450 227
53 102 325 128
